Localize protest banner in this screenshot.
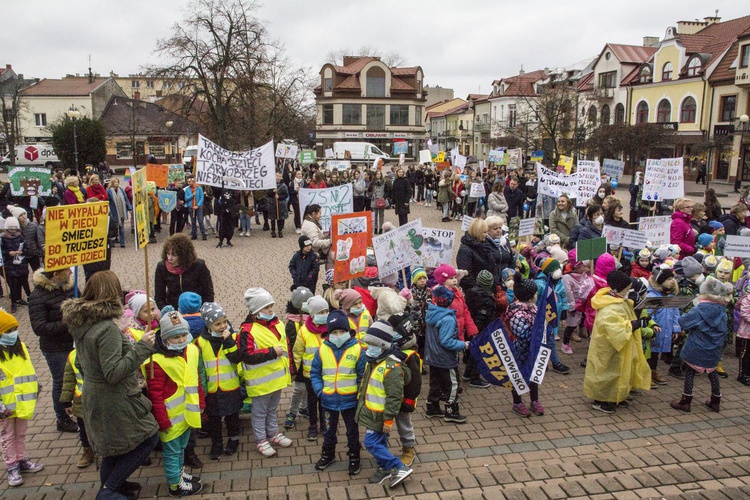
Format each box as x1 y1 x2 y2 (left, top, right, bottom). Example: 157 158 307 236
372 157 386 170
639 215 671 245
642 157 684 201
576 237 607 261
660 157 685 199
419 227 455 268
557 155 573 174
145 163 169 188
537 163 577 198
508 149 523 168
622 229 648 250
508 217 520 242
602 225 626 245
461 215 474 231
723 235 750 258
158 190 177 212
372 219 423 277
428 142 439 156
518 218 536 238
469 182 486 198
167 164 185 185
435 151 446 163
602 158 625 180
419 150 432 164
299 183 353 232
576 160 601 207
393 141 408 154
332 211 372 283
450 147 459 165
454 154 467 172
299 149 316 164
488 149 504 163
527 278 557 385
324 148 334 159
44 202 109 272
530 150 544 162
635 295 696 311
327 160 351 171
8 166 52 197
195 134 276 190
468 319 528 394
275 143 298 159
132 167 150 250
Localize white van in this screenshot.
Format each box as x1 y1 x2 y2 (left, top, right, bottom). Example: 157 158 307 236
183 145 198 172
333 142 391 162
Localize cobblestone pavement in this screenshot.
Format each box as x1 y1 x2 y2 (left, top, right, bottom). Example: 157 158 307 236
5 178 750 499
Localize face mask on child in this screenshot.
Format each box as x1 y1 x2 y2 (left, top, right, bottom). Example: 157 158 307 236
366 345 383 359
350 306 364 316
313 314 328 325
166 335 192 351
329 333 350 348
0 330 18 346
257 312 275 321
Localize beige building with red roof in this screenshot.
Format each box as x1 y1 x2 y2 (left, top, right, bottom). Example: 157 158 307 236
313 56 426 158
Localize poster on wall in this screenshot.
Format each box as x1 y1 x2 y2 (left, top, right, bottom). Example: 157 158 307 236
331 211 373 283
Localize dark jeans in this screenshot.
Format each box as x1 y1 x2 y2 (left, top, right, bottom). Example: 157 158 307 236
99 433 158 495
8 274 30 303
78 417 90 448
170 209 186 235
322 406 360 458
27 256 41 272
304 378 325 433
43 350 72 422
512 382 539 404
397 212 408 226
189 207 205 237
416 184 425 202
206 412 241 441
270 219 285 233
463 350 480 382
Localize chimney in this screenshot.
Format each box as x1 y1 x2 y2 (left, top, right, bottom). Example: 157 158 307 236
17 74 23 79
519 64 525 75
342 56 359 67
704 15 721 25
5 64 10 70
643 36 660 47
134 91 141 101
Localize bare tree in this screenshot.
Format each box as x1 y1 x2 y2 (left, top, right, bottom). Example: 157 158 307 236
0 77 33 163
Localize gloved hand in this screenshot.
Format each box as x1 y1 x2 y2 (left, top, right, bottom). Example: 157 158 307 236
399 288 413 301
630 317 649 331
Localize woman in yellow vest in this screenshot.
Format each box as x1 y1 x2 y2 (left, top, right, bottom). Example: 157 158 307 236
238 288 292 457
0 311 44 487
292 295 329 441
146 310 205 496
196 302 242 460
310 310 365 475
335 289 372 344
60 349 95 468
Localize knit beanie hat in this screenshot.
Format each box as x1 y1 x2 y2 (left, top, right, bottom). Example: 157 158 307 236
653 266 675 286
547 234 561 246
702 254 719 273
717 258 734 274
9 207 26 220
306 296 329 316
476 270 494 289
432 285 455 307
388 312 418 340
0 310 19 335
638 248 652 260
298 235 312 250
692 252 704 264
178 292 202 314
334 289 362 311
371 287 407 320
653 246 672 262
549 246 568 264
540 258 561 276
326 309 352 335
606 270 632 293
700 275 734 298
127 293 153 317
290 286 313 310
708 220 724 232
696 233 714 249
434 264 457 285
501 268 516 283
159 310 190 340
200 302 226 327
514 277 538 302
4 217 19 230
677 256 703 278
411 266 428 283
325 269 335 286
243 287 275 314
363 320 395 348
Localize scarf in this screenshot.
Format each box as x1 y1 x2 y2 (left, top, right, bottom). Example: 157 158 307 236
304 215 322 230
87 184 107 201
68 185 84 203
165 260 185 275
304 316 327 334
111 187 128 223
135 317 160 330
189 185 198 208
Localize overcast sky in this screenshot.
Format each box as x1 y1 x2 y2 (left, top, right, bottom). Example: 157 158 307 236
5 0 748 99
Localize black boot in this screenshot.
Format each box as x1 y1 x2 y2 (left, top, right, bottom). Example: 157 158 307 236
183 447 203 469
425 402 444 418
315 450 335 470
705 393 721 413
224 437 239 456
443 402 467 424
348 452 361 475
670 393 692 412
210 439 223 460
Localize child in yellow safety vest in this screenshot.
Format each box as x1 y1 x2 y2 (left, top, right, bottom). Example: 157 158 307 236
127 293 161 342
335 289 372 345
60 349 95 468
238 288 293 458
0 310 44 487
292 295 328 441
310 310 366 475
283 286 313 430
197 302 243 460
146 310 205 496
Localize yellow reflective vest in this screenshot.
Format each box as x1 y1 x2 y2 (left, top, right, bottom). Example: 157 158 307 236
68 350 83 398
0 343 38 420
153 344 202 442
196 335 240 394
241 322 290 398
319 343 362 396
297 325 323 379
364 359 390 413
349 310 372 345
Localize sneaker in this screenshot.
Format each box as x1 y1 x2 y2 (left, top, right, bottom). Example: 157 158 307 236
461 373 471 382
7 467 23 487
370 467 392 484
554 334 560 341
298 407 310 419
616 400 630 409
315 455 335 470
256 440 276 457
530 401 544 416
389 466 413 488
571 333 583 342
202 235 207 241
57 418 78 433
269 432 292 448
348 458 361 475
295 229 301 234
738 375 750 386
592 401 616 414
19 459 44 473
561 344 573 355
512 403 530 417
181 468 200 483
469 378 491 388
552 363 571 375
168 478 203 496
284 412 297 429
210 440 223 460
307 429 318 441
15 299 27 306
224 438 239 456
425 404 444 419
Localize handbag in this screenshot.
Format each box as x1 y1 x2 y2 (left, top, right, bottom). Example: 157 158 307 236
375 197 386 209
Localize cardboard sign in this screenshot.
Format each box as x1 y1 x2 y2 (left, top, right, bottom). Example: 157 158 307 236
576 237 607 261
419 150 432 164
145 163 169 188
299 183 354 232
131 167 150 250
167 164 186 185
393 141 408 154
461 215 475 231
420 227 455 268
454 154 467 171
327 160 351 171
299 150 316 164
399 153 405 165
324 148 334 159
635 295 697 311
44 202 109 272
602 158 625 180
557 155 573 174
332 211 372 283
469 182 486 198
372 219 423 277
642 157 684 201
508 149 523 168
576 160 601 208
518 218 536 238
8 166 52 197
275 143 299 159
195 134 276 190
537 163 577 198
621 229 648 250
488 149 504 163
639 216 671 246
723 235 750 258
602 225 626 245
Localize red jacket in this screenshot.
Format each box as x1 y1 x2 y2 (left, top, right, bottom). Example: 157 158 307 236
146 348 206 432
670 211 696 260
86 183 109 201
449 286 478 341
630 262 652 279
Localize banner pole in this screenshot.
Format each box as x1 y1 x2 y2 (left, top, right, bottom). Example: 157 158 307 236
144 243 154 379
2 267 11 309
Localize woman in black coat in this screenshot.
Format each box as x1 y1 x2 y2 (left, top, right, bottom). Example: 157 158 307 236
455 218 496 290
154 233 215 310
391 167 413 226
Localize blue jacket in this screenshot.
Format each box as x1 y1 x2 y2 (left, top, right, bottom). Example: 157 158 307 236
184 185 204 208
678 301 726 369
646 288 680 353
107 187 132 220
310 336 365 410
424 303 464 369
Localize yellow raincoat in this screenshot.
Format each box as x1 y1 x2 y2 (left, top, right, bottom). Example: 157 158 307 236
583 287 651 403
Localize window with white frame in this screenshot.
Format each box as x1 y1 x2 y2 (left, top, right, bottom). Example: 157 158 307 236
34 113 47 127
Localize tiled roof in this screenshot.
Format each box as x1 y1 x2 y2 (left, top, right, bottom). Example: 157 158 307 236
335 74 360 90
494 70 547 97
577 72 594 92
19 77 109 96
391 67 418 75
620 63 645 85
427 102 468 119
331 57 377 75
323 57 420 93
607 44 658 64
679 15 750 75
390 76 415 91
467 93 489 101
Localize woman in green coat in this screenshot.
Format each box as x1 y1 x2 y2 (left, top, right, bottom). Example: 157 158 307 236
437 171 452 222
62 271 159 499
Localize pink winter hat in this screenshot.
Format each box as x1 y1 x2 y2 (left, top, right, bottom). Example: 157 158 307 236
434 264 457 285
334 289 362 311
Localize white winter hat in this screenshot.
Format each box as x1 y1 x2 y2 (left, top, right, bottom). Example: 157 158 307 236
244 287 275 314
371 287 407 321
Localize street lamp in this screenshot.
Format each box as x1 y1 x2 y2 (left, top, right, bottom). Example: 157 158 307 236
67 106 81 174
165 120 174 163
